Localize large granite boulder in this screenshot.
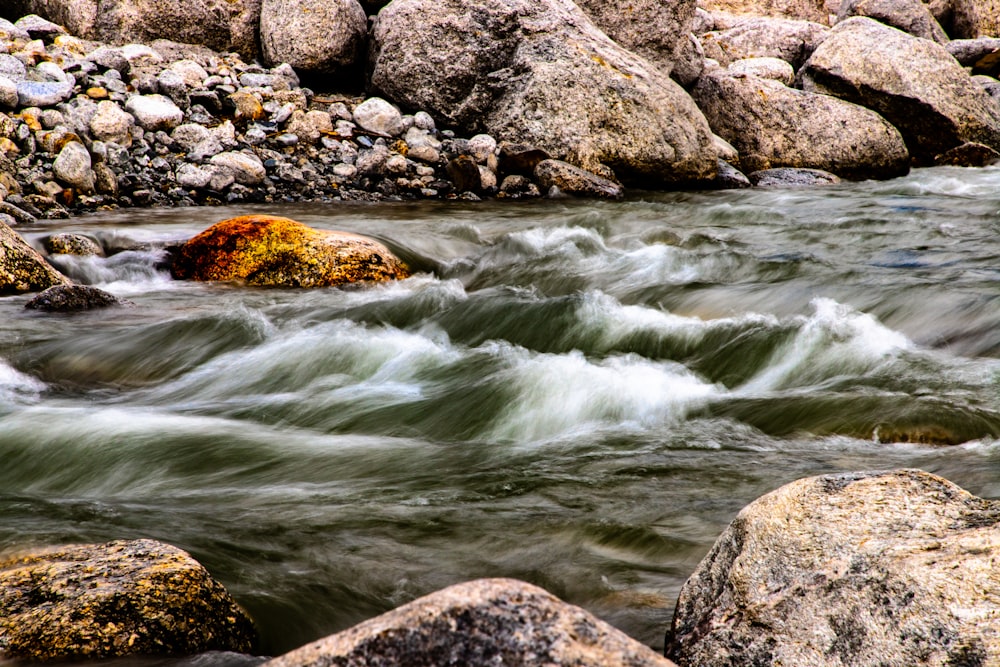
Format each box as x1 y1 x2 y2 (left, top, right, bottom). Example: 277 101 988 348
0 220 69 294
667 469 1000 667
259 0 367 74
369 0 718 186
700 18 829 69
1 0 262 62
800 17 1000 162
692 68 909 179
839 0 949 42
171 215 410 287
266 578 678 667
0 539 256 660
969 0 999 37
574 0 696 74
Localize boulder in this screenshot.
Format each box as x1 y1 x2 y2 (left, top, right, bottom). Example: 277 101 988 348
369 0 718 186
574 0 697 74
925 0 979 38
0 539 255 660
695 0 829 25
534 159 625 199
260 0 367 74
170 215 410 287
749 167 842 185
89 99 134 146
712 159 752 188
838 0 949 42
800 17 1000 162
43 233 104 256
700 18 830 68
0 220 68 294
1 0 263 62
934 141 1000 165
667 469 1000 667
52 141 95 193
727 56 795 84
265 578 678 667
24 284 131 311
692 69 909 179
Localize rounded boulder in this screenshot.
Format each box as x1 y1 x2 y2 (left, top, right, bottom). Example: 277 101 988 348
171 215 410 287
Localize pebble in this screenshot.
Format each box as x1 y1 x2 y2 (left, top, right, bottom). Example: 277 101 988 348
125 94 184 131
352 97 404 136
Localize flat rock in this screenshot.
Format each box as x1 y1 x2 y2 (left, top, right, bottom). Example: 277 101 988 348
170 215 410 287
24 284 131 311
749 167 842 186
0 220 69 294
260 0 367 74
535 159 625 199
667 469 1000 667
265 578 678 667
0 539 256 660
800 17 1000 162
16 80 74 108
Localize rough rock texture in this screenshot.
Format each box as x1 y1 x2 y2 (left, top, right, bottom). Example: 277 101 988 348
24 284 131 311
800 17 1000 162
265 578 677 667
0 539 256 660
934 141 1000 166
0 220 68 294
171 215 410 287
42 233 103 256
369 0 718 186
700 18 829 68
696 0 829 24
667 469 1000 667
259 0 367 74
838 0 949 42
692 69 909 179
749 166 842 185
574 0 696 74
947 37 1000 76
727 57 795 84
926 0 979 38
52 140 95 192
1 0 263 61
534 159 624 199
970 0 1000 37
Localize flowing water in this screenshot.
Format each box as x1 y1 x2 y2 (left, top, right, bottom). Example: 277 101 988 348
3 166 1000 661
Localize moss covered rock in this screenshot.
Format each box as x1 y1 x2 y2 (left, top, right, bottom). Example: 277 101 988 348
0 539 257 661
171 215 410 287
0 220 69 294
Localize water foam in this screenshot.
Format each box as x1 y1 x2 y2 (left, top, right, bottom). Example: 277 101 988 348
0 359 45 405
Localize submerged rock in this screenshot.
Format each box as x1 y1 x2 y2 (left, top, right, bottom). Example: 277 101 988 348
0 220 69 294
24 284 132 311
171 215 410 287
0 539 256 660
667 469 1000 667
265 578 678 667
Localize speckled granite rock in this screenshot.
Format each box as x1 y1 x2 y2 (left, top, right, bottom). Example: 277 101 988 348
0 219 69 294
24 284 131 311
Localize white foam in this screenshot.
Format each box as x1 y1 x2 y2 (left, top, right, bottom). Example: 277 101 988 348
0 359 45 404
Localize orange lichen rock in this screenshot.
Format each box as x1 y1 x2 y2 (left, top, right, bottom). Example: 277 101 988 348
171 215 410 287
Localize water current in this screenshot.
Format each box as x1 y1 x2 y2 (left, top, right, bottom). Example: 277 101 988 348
2 166 1000 662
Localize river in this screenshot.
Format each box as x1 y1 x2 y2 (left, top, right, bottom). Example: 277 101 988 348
2 166 1000 661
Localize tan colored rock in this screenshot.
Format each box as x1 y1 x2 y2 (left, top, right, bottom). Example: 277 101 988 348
668 469 1000 667
697 0 829 25
970 0 1000 36
838 0 949 43
700 17 829 68
260 0 367 74
0 539 256 660
0 220 68 294
171 215 410 287
926 0 978 38
535 159 624 199
574 0 697 74
266 578 678 667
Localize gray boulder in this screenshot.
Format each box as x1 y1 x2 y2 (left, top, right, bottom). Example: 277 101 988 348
265 578 677 667
947 37 1000 76
692 69 909 179
667 469 1000 667
260 0 367 74
369 0 718 186
700 18 830 68
800 17 1000 162
574 0 697 74
838 0 949 43
0 221 68 294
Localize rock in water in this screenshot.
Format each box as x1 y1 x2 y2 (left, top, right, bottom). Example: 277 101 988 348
0 539 256 660
265 578 678 667
24 285 131 312
0 220 69 294
369 0 718 186
667 469 1000 667
534 159 624 199
799 17 1000 163
171 215 410 287
43 233 104 256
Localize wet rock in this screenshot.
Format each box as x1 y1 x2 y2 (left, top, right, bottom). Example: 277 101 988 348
0 219 69 294
934 141 1000 166
24 284 131 311
265 578 678 667
0 539 256 660
499 174 542 198
800 18 1000 162
700 18 829 69
749 167 842 186
574 0 697 74
52 141 95 193
43 233 104 256
352 97 405 137
369 0 718 186
171 214 410 287
125 94 184 132
693 69 909 179
498 142 552 176
712 159 752 188
534 159 624 199
260 0 367 74
667 469 1000 667
445 155 482 193
838 0 949 42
